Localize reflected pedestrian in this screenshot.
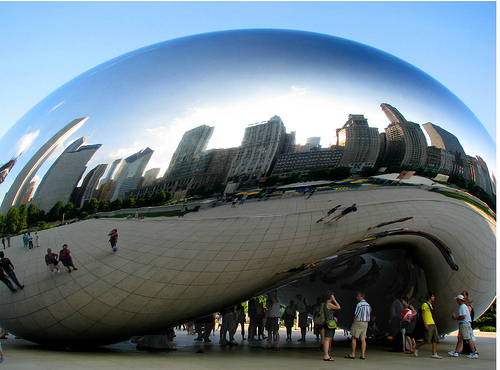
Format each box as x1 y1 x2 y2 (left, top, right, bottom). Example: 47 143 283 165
284 300 295 341
0 267 16 293
59 244 78 273
45 248 60 275
0 252 24 290
108 229 118 253
327 204 357 225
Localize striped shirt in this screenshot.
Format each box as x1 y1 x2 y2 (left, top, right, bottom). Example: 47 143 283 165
355 299 371 322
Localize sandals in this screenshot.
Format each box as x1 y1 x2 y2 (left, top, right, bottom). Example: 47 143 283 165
345 355 355 359
323 358 335 361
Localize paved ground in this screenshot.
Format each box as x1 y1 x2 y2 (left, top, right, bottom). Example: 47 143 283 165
0 328 494 369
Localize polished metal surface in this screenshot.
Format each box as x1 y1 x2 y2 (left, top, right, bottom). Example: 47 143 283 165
0 29 494 346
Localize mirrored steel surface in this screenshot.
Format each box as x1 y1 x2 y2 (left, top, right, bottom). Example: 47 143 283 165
0 29 494 346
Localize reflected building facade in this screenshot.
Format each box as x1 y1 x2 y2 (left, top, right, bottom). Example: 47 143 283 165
31 137 101 211
110 148 154 201
335 114 380 170
379 104 428 168
0 117 87 214
73 163 108 208
228 116 291 183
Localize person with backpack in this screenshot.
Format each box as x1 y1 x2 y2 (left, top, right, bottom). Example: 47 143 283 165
322 291 341 361
414 292 442 359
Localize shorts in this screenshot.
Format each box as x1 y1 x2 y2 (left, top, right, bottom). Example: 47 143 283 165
48 263 59 271
350 321 368 340
424 324 439 344
458 322 473 341
324 327 336 339
266 317 279 332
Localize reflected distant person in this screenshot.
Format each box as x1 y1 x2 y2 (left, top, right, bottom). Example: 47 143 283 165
35 232 40 247
59 244 78 273
1 237 4 249
0 267 17 293
45 248 60 275
6 235 10 248
22 233 28 248
327 204 357 225
346 291 371 360
27 232 34 249
316 205 341 223
0 252 24 290
108 229 118 253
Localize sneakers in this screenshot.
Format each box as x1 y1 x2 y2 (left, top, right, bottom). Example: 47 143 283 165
448 350 459 357
467 352 479 359
431 353 442 359
414 349 418 357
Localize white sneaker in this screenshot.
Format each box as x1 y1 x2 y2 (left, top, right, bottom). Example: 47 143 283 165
431 353 442 359
467 352 479 359
448 350 459 357
414 349 418 357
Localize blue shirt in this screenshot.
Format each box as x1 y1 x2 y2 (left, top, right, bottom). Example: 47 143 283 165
355 299 371 322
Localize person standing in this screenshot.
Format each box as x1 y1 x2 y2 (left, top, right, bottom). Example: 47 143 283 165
0 252 24 290
322 291 341 361
263 290 280 350
284 300 296 341
27 233 34 249
1 237 4 250
296 294 310 341
35 232 40 248
448 294 479 359
235 303 246 340
389 296 404 352
414 292 441 359
345 291 371 360
45 248 60 274
22 233 28 248
59 244 78 273
108 229 118 253
6 235 10 248
401 297 417 354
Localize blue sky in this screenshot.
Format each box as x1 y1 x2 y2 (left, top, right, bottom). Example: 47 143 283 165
0 1 496 143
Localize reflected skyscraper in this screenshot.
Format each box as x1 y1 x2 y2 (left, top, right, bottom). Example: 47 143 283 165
228 116 288 183
0 117 87 213
379 104 427 167
74 163 108 208
335 114 380 170
110 148 154 201
422 122 466 157
31 137 101 211
164 125 214 180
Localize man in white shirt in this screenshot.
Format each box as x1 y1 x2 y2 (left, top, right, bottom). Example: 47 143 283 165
346 291 371 360
448 294 478 359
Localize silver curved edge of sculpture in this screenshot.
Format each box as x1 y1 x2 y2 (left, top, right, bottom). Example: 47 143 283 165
0 29 495 346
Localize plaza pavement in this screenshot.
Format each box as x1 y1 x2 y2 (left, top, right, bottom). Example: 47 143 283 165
0 327 495 369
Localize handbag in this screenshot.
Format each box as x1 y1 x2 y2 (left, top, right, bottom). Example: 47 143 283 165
327 319 337 329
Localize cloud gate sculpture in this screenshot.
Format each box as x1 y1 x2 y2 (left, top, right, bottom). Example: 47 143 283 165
0 29 495 346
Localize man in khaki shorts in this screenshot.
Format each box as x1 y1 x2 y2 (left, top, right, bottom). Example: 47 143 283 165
345 292 371 360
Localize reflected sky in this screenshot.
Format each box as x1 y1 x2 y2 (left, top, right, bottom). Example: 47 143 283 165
0 29 494 207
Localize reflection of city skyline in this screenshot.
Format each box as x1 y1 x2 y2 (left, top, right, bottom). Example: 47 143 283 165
0 102 494 213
